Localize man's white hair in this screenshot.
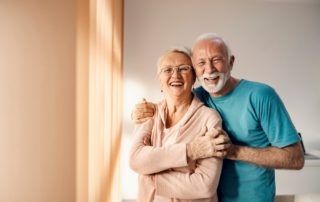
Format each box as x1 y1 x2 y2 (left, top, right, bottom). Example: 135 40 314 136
192 33 232 58
157 46 192 73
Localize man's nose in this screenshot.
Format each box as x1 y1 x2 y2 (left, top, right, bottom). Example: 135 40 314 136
204 61 216 74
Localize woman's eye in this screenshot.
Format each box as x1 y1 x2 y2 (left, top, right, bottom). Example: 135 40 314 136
164 68 172 73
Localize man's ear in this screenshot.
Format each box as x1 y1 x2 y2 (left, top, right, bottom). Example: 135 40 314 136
229 55 235 70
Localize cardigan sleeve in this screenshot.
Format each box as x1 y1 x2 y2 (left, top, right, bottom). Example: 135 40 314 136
129 119 188 175
155 156 222 199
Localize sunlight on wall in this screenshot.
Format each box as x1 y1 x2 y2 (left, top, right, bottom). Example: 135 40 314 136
123 79 147 123
121 135 138 199
122 79 147 199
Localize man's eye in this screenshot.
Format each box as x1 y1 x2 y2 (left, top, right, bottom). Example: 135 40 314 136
197 61 205 66
213 58 223 64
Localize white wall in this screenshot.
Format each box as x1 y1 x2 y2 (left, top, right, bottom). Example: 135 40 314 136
0 1 76 201
123 0 320 199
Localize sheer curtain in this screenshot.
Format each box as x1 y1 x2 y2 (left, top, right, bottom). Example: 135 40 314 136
76 0 123 201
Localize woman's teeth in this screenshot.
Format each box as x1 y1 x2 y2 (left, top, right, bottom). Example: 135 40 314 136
170 81 183 87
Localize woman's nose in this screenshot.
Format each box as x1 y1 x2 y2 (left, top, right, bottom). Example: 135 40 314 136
171 69 181 77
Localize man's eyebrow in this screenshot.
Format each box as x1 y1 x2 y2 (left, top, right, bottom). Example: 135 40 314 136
196 56 221 61
212 56 224 59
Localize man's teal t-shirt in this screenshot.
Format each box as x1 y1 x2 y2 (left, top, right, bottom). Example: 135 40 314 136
194 79 300 202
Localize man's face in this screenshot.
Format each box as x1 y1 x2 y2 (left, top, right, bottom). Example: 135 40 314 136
192 39 233 96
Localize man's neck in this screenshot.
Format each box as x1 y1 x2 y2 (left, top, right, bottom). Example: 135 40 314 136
210 77 240 97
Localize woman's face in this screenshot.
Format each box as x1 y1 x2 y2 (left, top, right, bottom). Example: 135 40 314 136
158 52 194 99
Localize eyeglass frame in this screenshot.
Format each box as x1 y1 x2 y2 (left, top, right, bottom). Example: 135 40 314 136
159 64 193 76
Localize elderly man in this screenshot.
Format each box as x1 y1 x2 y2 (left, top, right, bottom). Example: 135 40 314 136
132 33 304 202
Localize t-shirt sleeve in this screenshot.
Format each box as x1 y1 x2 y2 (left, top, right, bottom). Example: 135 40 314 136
255 86 301 148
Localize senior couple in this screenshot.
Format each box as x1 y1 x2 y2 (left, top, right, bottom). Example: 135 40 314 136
129 33 305 202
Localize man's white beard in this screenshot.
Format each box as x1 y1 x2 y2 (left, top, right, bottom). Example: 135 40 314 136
199 71 230 94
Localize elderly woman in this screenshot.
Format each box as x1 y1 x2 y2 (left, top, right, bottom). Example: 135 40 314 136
129 47 222 202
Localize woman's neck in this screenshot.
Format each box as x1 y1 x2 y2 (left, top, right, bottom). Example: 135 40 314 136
165 94 193 128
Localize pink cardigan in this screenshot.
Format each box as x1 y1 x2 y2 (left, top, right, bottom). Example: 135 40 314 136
130 96 223 202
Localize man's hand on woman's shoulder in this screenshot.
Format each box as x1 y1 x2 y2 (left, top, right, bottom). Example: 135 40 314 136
131 98 156 124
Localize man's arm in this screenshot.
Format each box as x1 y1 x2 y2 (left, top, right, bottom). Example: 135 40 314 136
227 141 304 169
131 99 230 165
227 86 305 170
129 121 228 174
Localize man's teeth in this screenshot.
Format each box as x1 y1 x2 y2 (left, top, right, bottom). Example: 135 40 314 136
205 76 219 81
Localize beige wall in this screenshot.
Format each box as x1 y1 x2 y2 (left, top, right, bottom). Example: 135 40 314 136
0 0 76 201
124 0 320 148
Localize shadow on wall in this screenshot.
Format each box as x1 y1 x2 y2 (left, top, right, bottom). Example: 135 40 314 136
276 196 294 202
276 195 320 202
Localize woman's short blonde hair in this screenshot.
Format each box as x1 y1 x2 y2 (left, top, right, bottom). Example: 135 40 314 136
156 46 196 82
157 46 191 72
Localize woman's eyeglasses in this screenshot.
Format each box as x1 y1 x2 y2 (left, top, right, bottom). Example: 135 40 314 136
160 65 192 76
